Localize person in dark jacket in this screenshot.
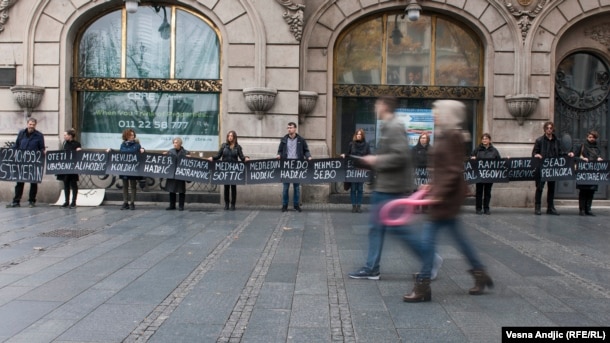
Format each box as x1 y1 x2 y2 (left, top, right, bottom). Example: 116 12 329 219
58 129 82 209
404 100 492 303
341 128 371 213
276 122 311 212
470 133 501 214
412 133 431 213
6 118 46 208
576 130 604 216
165 137 189 211
532 121 573 215
209 131 249 210
115 128 144 210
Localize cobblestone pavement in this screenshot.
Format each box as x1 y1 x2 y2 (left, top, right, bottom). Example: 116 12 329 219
0 202 608 342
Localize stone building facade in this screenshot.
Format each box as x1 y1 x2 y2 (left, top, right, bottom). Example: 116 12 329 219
1 0 609 207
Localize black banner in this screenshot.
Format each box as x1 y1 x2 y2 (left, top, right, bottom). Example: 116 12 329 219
575 160 610 185
140 153 176 179
211 161 246 185
0 148 45 183
246 159 282 184
106 151 140 177
508 158 536 181
173 156 211 183
45 150 77 175
539 157 574 181
5 150 610 187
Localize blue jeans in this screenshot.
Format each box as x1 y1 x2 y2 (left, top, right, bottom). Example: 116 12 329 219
364 191 424 273
282 183 300 206
350 182 364 205
418 218 484 279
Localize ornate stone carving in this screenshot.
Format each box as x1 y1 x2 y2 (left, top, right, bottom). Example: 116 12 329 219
585 23 610 50
243 87 277 120
505 94 539 125
275 0 305 42
298 91 318 124
71 77 222 93
0 0 18 34
10 85 45 118
333 84 484 100
504 0 548 43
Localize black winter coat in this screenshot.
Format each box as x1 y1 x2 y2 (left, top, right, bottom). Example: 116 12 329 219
576 140 604 190
58 140 82 181
211 143 246 162
277 134 311 160
412 142 430 168
347 140 370 157
471 144 501 160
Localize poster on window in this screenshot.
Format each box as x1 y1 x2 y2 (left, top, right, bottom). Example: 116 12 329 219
79 92 219 152
375 108 434 148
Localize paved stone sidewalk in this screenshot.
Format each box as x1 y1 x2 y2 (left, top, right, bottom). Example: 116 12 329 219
0 203 608 342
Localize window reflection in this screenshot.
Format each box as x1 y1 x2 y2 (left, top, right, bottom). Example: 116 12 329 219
435 17 480 86
335 17 383 84
79 11 122 78
126 8 171 78
176 10 220 79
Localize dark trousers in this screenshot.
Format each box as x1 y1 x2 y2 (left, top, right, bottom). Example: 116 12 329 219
475 183 493 211
63 178 78 204
13 182 38 204
169 192 185 208
224 185 237 205
535 180 556 208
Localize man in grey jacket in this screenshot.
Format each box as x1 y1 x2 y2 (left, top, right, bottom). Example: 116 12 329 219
348 96 441 280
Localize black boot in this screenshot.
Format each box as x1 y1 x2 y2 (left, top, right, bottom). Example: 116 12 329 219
468 269 494 295
403 278 431 302
534 204 541 215
224 202 229 210
579 193 586 216
167 193 176 210
178 193 185 211
585 193 595 216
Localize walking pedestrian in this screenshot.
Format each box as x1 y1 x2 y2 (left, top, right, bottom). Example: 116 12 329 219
58 129 82 209
276 122 311 212
348 96 442 281
532 121 574 215
404 100 492 303
470 133 501 214
209 131 249 210
341 128 371 213
115 128 144 210
576 130 604 216
6 118 45 208
165 137 189 211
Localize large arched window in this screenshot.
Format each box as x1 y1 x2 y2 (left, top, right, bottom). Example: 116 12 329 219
333 12 483 153
72 4 221 151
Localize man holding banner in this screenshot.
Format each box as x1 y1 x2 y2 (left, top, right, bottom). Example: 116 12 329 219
532 121 573 215
6 118 45 208
277 122 311 212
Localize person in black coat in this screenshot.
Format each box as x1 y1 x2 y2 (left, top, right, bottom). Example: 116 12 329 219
164 137 189 211
109 129 145 210
7 118 46 208
532 121 574 215
576 130 604 216
209 131 249 210
276 122 312 212
58 129 82 209
341 128 371 213
470 133 501 214
412 133 431 169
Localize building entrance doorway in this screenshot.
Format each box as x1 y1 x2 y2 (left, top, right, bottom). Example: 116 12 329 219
555 52 610 199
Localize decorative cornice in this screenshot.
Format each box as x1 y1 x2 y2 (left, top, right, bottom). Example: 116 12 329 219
504 0 548 44
0 0 18 34
70 77 222 93
333 84 484 100
275 0 305 42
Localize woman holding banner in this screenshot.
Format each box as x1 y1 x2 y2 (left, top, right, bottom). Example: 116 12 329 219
164 137 189 211
341 128 371 213
577 130 604 216
58 129 82 209
117 128 144 210
470 133 501 215
412 133 431 213
208 131 249 210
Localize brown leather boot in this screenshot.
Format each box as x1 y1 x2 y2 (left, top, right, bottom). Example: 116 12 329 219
403 278 431 302
469 269 494 295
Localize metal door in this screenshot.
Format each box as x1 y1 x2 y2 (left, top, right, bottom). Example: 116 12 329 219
555 52 610 199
